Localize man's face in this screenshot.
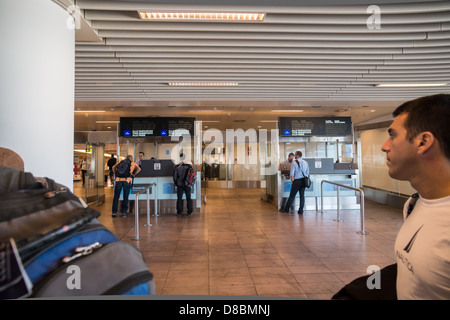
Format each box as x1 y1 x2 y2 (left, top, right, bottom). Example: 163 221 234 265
139 153 144 160
381 113 418 181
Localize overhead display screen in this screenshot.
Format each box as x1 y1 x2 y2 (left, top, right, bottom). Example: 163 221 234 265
279 117 352 137
120 117 195 138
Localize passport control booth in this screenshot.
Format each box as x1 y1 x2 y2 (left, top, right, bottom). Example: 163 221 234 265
117 117 202 217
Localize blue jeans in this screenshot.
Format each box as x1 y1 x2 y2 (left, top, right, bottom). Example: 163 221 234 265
112 180 132 214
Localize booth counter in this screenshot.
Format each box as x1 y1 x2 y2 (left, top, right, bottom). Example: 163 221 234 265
119 159 201 214
275 158 360 211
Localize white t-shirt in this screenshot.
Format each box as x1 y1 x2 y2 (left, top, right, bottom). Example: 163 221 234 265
394 194 450 300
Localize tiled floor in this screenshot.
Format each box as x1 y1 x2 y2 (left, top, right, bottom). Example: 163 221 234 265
73 182 404 299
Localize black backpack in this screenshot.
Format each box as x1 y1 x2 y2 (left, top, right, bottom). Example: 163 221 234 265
116 159 131 178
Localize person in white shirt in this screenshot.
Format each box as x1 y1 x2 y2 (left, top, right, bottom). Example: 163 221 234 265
381 94 450 300
280 151 310 215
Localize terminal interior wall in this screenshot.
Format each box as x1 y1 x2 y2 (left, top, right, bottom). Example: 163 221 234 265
360 128 416 196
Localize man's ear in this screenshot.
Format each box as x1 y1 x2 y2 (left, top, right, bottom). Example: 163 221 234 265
416 131 435 155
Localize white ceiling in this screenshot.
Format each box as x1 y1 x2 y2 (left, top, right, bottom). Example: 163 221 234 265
70 0 450 131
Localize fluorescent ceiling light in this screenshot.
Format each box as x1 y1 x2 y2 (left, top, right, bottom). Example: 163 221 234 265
189 110 223 112
168 82 239 86
96 120 120 123
375 83 447 87
271 110 304 112
260 120 278 123
138 11 265 21
75 110 106 113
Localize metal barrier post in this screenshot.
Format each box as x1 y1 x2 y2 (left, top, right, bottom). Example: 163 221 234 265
144 187 152 227
334 186 344 222
132 183 156 241
320 180 324 213
132 194 142 241
357 189 368 235
154 184 159 216
319 180 368 235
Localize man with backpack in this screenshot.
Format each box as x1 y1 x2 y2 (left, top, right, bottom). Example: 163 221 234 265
111 155 141 218
173 153 195 217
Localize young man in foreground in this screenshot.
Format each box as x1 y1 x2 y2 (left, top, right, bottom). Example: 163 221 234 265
381 94 450 299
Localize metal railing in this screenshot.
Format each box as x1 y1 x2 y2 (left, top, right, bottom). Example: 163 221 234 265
132 183 158 241
320 180 368 235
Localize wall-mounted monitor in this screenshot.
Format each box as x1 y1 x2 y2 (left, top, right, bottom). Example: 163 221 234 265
279 117 352 137
119 117 195 138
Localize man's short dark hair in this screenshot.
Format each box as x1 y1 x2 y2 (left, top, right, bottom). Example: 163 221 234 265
295 151 303 157
393 94 450 159
288 153 294 157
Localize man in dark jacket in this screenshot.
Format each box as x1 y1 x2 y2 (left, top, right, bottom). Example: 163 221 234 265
106 154 117 187
173 153 193 217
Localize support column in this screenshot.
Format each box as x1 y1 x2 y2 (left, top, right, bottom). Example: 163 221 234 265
0 0 75 190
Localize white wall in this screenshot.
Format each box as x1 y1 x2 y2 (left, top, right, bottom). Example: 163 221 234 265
0 0 75 189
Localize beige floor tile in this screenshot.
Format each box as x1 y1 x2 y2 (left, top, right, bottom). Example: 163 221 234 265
210 285 258 297
255 283 308 298
74 184 404 299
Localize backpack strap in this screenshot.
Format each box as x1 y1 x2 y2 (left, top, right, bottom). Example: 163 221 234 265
295 159 306 178
406 193 419 219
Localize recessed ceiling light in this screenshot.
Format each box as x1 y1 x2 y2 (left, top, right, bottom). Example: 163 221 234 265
189 109 224 112
169 82 239 86
75 110 106 113
138 11 265 21
375 83 447 87
271 110 304 112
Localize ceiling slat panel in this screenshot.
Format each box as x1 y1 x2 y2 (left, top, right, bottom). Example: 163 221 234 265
73 0 450 126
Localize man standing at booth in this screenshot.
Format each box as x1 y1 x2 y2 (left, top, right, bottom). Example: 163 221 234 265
280 151 309 215
173 153 193 217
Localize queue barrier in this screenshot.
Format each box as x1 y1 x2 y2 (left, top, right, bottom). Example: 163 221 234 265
319 180 368 235
132 183 158 241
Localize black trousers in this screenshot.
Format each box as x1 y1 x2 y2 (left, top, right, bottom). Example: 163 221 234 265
177 185 193 215
284 178 306 213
